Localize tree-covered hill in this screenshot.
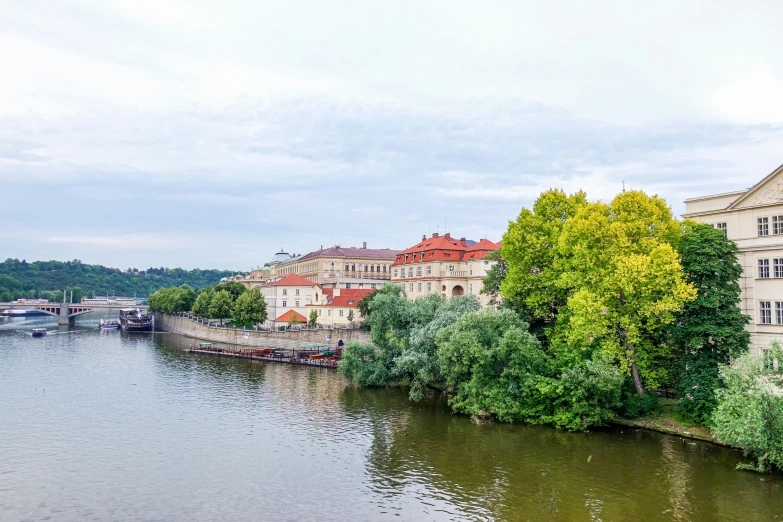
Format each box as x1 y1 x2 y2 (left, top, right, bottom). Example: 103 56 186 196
0 258 236 302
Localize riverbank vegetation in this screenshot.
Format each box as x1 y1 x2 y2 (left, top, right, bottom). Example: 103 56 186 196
0 258 234 302
150 281 267 327
340 188 781 471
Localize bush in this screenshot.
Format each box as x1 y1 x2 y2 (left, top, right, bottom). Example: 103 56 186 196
711 343 783 472
620 381 661 418
547 358 624 431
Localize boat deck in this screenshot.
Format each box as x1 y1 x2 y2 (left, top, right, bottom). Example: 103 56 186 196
187 346 338 369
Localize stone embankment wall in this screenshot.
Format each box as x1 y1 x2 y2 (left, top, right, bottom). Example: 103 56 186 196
154 313 371 348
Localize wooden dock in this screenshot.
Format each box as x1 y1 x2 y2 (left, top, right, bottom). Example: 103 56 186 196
187 346 339 369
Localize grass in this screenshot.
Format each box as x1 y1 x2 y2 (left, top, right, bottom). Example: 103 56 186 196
613 398 716 443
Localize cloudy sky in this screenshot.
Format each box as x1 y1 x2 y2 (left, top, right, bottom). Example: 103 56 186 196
1 1 782 270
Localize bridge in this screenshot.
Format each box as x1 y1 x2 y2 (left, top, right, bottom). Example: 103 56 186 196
0 302 149 325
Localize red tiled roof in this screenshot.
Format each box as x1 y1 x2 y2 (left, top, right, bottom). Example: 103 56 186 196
300 246 401 260
321 288 334 297
307 288 373 307
275 309 308 323
393 234 499 265
273 274 316 287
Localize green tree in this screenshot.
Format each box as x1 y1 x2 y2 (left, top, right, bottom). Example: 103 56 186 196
208 290 234 325
193 289 213 317
500 189 588 342
670 223 751 423
555 191 696 396
711 343 783 472
479 250 506 307
232 288 268 326
219 281 247 300
288 313 302 326
347 309 355 323
308 309 318 327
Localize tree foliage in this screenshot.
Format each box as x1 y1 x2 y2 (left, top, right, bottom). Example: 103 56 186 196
711 343 783 472
554 192 696 395
669 223 750 423
232 288 268 326
308 309 318 327
208 290 235 324
148 284 197 314
0 258 232 300
192 289 213 317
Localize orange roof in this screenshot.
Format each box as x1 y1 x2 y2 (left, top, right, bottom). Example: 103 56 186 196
321 288 334 297
466 238 499 252
275 309 308 323
307 288 373 307
399 234 467 255
273 274 316 287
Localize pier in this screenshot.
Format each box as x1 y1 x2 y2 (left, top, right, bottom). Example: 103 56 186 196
187 345 339 369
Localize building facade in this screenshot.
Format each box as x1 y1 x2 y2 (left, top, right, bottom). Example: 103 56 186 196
683 163 783 354
390 233 499 305
258 274 321 328
307 288 372 328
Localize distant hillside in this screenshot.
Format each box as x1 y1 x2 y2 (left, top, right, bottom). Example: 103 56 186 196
0 258 235 302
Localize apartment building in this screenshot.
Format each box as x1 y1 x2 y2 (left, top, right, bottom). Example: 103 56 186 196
307 288 372 328
390 233 499 305
683 163 783 353
258 274 322 328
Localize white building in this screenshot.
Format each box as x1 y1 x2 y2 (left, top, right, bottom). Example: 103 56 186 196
259 274 321 328
683 163 783 354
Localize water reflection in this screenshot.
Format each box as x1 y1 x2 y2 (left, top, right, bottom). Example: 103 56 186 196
0 321 781 522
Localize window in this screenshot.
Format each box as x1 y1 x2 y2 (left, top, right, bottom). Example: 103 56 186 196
370 265 374 272
339 310 344 317
371 284 376 289
714 222 727 237
408 268 413 277
409 283 414 292
295 300 299 307
469 266 473 275
404 254 409 262
759 217 769 236
776 302 783 324
469 284 473 294
359 283 364 288
345 264 349 271
759 259 770 278
328 310 332 317
416 267 422 276
352 264 355 271
330 263 334 270
775 216 783 235
417 282 422 292
318 309 321 316
426 265 431 275
365 265 368 271
345 283 351 289
426 282 431 292
383 265 387 273
775 259 783 278
760 301 772 324
295 289 299 296
282 300 287 307
393 269 398 277
282 289 287 295
357 264 362 271
376 265 380 272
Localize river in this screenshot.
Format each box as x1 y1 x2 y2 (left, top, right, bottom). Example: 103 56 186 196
1 315 781 521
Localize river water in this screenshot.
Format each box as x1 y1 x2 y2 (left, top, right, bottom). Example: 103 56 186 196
1 315 781 522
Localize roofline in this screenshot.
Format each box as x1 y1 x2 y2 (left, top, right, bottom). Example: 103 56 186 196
726 163 783 210
683 189 747 203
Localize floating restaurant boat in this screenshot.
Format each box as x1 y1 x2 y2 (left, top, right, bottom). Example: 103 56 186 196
118 309 153 332
99 319 120 329
31 328 47 338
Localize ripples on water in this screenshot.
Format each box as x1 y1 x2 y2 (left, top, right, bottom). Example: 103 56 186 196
1 314 782 521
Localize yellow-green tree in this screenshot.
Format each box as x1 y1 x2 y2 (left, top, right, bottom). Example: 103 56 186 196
500 189 588 340
556 191 696 396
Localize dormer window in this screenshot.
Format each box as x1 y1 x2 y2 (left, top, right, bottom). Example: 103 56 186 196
348 300 354 304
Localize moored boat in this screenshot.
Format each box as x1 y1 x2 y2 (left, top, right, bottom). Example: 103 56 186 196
31 328 47 337
100 319 120 329
119 309 153 332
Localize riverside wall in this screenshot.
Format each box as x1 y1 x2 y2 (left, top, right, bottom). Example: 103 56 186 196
154 313 371 348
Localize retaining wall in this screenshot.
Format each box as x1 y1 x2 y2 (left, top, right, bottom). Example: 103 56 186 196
154 313 371 348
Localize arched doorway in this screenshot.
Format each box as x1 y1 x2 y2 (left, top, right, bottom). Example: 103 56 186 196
451 285 464 296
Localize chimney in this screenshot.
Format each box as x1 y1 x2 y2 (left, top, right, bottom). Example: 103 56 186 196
445 233 451 239
362 242 367 249
460 237 467 247
432 232 439 238
422 234 426 241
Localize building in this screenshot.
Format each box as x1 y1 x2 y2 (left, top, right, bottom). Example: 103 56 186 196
307 288 373 328
240 244 401 291
683 163 783 354
390 232 499 305
258 274 321 328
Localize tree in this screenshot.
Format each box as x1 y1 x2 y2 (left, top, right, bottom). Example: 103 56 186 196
308 309 318 327
148 284 197 314
555 191 696 396
711 343 783 472
288 313 302 326
500 189 588 342
357 284 403 320
232 288 268 326
479 250 506 306
193 290 213 317
219 281 247 301
347 309 355 323
670 223 751 423
208 290 234 325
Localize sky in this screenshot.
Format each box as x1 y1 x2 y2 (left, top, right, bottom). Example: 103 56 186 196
1 0 782 271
